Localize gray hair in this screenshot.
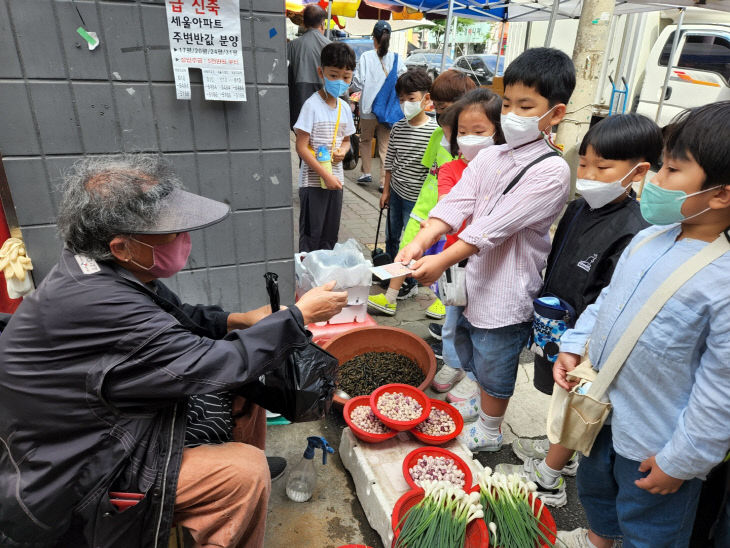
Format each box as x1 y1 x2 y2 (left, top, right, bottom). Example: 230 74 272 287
56 154 182 260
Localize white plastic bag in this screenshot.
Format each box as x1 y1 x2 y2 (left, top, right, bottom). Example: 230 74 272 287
301 239 372 290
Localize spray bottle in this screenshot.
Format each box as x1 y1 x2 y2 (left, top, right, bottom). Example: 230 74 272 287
285 436 334 502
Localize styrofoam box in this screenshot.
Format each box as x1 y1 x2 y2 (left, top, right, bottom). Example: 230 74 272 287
339 428 484 548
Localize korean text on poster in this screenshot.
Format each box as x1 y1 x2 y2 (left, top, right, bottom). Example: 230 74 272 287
165 0 246 102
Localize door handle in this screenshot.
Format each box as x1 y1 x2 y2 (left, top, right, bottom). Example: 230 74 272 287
664 86 672 100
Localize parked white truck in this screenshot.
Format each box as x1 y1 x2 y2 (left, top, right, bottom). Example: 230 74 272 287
506 8 730 126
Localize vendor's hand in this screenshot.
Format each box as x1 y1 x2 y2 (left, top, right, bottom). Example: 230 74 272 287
410 254 447 286
332 148 346 164
553 352 582 390
324 174 343 190
635 456 684 495
380 188 390 209
395 241 425 266
295 281 348 325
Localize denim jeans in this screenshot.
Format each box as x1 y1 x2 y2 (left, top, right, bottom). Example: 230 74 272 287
577 426 702 547
385 188 416 262
448 313 532 399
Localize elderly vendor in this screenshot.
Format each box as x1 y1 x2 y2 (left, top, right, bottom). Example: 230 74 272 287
0 155 346 548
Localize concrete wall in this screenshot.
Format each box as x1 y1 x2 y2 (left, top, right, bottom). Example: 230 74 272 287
0 0 294 310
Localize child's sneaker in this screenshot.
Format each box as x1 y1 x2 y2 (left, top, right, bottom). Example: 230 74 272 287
450 396 480 422
367 294 396 315
429 342 443 360
512 437 579 476
446 376 478 403
431 364 465 392
458 423 502 452
425 298 446 319
428 322 443 340
556 529 619 548
494 458 567 507
397 278 418 300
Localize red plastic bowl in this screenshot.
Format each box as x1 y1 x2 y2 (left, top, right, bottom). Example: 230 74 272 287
343 395 397 443
370 384 431 432
402 446 473 491
469 485 557 548
391 488 489 547
410 398 464 445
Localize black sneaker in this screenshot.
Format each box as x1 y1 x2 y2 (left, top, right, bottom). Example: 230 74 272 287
428 323 443 341
267 456 287 481
430 342 443 360
397 278 418 300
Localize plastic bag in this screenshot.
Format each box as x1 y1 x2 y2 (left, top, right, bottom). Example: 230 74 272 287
301 239 372 290
238 273 338 422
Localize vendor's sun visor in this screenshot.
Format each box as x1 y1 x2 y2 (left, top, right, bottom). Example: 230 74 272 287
134 188 230 234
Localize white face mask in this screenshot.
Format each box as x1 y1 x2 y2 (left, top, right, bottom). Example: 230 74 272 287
575 164 640 209
401 100 423 121
457 134 495 161
440 134 451 154
500 106 555 148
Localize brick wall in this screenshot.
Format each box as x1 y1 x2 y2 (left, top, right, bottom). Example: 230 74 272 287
0 0 294 310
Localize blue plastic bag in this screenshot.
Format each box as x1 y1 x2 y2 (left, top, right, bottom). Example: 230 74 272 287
371 53 403 127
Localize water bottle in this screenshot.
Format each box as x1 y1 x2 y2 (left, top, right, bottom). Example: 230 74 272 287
315 145 332 189
285 436 334 502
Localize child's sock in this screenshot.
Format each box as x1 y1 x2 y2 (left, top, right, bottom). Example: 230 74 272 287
536 459 561 487
477 410 503 440
385 288 398 303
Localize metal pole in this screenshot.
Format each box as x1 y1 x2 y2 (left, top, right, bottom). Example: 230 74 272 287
544 0 561 47
656 8 685 123
595 13 618 106
440 0 455 73
325 1 332 39
494 21 506 75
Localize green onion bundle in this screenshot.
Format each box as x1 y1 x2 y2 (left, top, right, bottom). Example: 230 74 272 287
394 480 484 548
478 469 554 548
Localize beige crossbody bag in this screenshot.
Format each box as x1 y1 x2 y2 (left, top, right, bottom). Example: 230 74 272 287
546 231 730 455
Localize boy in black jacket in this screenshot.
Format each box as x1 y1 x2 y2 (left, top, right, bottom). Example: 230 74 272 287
497 114 663 508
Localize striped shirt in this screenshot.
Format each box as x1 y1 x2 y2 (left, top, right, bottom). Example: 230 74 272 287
384 117 438 202
430 139 571 329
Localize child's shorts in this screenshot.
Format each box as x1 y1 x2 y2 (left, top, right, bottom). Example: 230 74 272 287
448 313 531 399
577 425 702 546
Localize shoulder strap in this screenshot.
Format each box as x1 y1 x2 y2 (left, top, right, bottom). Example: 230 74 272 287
629 226 673 257
588 234 730 399
331 100 342 154
502 151 559 195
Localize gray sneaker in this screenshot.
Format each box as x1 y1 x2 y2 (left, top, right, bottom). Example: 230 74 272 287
494 458 567 508
556 528 620 548
512 437 579 476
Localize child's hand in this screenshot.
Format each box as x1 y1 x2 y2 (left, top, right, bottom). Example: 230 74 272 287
395 242 425 265
380 188 390 209
635 456 684 495
410 254 447 286
553 352 582 390
332 148 346 164
324 174 343 190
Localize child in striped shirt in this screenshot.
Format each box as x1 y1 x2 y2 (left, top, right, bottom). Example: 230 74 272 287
380 68 438 264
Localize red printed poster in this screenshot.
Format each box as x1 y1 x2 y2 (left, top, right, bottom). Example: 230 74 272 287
165 0 246 101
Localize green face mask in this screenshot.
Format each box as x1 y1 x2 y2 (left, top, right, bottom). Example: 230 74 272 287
640 182 720 225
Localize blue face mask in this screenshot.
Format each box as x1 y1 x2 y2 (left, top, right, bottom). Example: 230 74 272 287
323 76 349 98
640 182 720 225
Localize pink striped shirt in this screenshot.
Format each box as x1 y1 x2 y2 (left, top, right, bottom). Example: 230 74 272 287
430 139 570 329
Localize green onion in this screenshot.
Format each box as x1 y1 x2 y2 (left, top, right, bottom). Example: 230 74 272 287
394 480 484 548
478 468 555 548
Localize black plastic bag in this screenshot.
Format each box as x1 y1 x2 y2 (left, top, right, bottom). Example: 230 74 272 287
238 273 338 422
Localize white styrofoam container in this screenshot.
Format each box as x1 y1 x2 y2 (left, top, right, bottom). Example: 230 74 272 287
339 428 484 548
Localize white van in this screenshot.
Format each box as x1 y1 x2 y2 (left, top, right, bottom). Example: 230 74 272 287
635 23 730 126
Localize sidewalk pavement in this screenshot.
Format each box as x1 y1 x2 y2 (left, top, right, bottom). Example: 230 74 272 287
263 143 586 548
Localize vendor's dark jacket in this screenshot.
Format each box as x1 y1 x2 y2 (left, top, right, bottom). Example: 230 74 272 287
0 249 309 547
543 192 649 318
